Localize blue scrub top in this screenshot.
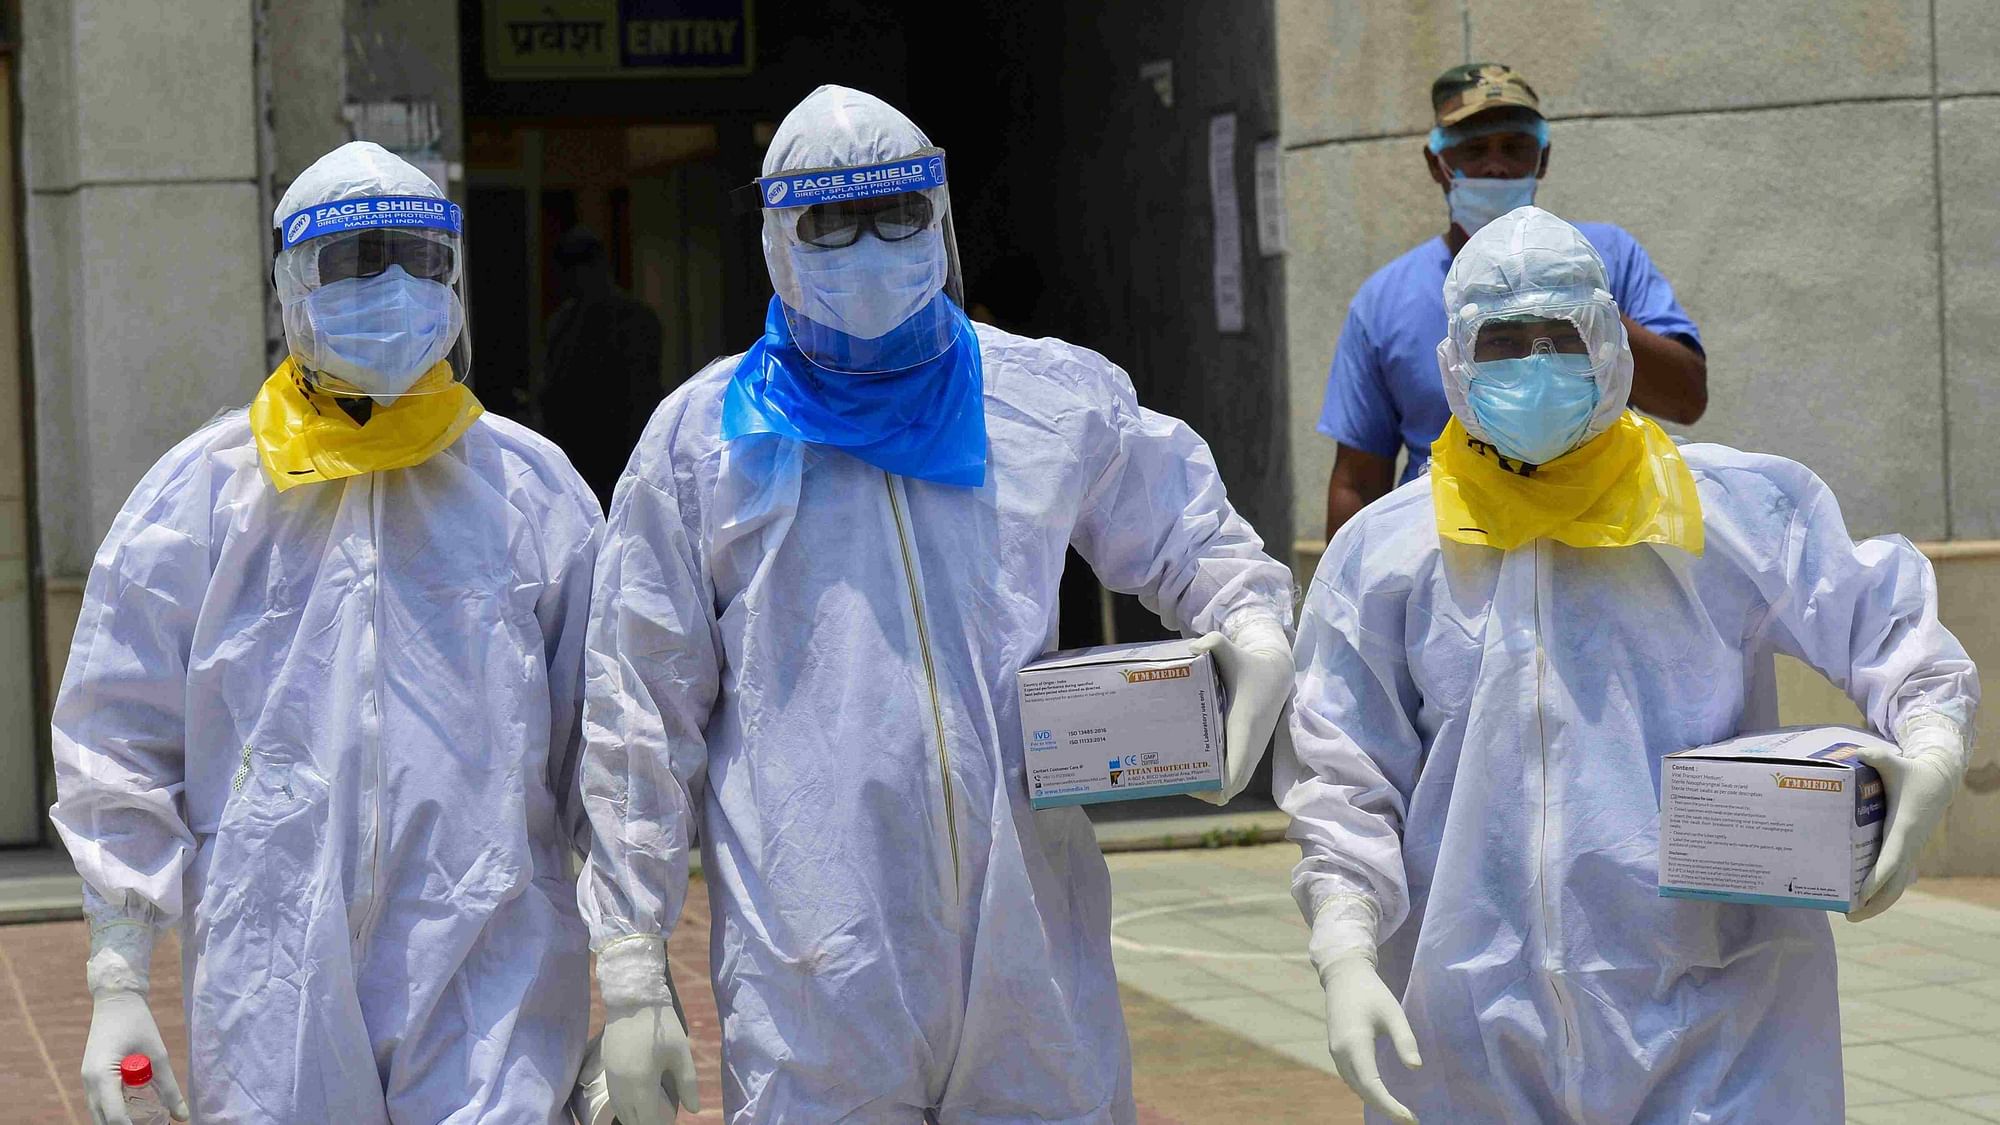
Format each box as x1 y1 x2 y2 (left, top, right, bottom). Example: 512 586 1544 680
1317 221 1703 484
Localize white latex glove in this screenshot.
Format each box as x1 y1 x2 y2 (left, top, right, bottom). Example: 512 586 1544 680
596 936 699 1125
1849 713 1969 923
1310 896 1421 1124
81 922 189 1125
1190 616 1293 805
572 1032 608 1120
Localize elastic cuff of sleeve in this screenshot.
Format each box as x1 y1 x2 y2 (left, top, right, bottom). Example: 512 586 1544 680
1308 893 1380 980
1896 710 1971 776
1222 612 1293 653
85 921 155 997
595 934 671 1010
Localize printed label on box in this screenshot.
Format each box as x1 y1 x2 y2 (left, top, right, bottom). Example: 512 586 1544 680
1018 639 1225 809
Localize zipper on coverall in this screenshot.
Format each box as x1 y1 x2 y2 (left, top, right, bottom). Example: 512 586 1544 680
351 476 390 950
883 472 963 901
1533 540 1587 1123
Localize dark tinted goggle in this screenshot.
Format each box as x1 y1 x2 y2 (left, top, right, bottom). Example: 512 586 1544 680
793 192 935 249
312 229 457 284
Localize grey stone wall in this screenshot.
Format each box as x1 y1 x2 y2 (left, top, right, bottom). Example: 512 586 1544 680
1280 0 1999 546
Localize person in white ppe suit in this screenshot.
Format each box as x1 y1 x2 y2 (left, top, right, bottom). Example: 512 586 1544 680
1278 206 1979 1124
575 85 1295 1125
51 141 599 1123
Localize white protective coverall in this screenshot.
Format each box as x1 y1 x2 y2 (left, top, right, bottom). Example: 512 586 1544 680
577 336 1292 1123
1278 214 1980 1123
50 150 600 1124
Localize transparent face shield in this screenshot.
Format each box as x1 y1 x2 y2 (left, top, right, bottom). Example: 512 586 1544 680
748 148 965 374
272 195 470 402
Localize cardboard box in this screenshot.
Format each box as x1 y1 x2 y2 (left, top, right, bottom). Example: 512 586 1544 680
1017 639 1225 809
1659 726 1888 912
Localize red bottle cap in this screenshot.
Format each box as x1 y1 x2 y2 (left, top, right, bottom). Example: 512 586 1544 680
120 1054 153 1086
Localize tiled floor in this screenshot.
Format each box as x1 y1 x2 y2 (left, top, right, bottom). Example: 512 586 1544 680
1828 888 2000 1121
1104 844 2000 1125
5 850 1998 1123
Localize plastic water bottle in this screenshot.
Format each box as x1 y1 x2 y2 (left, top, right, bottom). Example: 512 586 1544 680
120 1054 172 1125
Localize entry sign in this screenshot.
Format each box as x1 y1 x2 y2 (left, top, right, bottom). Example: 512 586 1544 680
485 0 753 79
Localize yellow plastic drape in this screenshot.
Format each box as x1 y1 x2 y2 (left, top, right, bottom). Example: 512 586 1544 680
250 358 482 492
1429 410 1704 554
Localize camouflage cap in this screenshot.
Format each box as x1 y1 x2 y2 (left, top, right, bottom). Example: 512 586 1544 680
1431 63 1542 127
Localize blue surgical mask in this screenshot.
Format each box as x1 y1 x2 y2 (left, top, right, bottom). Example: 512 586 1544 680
786 228 946 340
298 265 462 401
1447 176 1538 237
1465 352 1601 465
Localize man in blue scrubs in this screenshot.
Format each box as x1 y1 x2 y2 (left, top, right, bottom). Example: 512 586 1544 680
1319 63 1708 539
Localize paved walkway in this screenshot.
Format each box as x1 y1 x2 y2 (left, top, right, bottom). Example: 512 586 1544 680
1106 846 2000 1125
3 847 1998 1122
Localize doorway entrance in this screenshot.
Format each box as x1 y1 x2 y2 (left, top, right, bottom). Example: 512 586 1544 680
463 121 736 504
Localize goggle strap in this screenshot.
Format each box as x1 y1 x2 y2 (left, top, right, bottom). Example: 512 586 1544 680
729 181 767 216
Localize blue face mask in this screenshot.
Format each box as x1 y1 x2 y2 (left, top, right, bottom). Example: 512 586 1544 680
1447 176 1538 236
1465 352 1601 465
786 228 946 341
298 265 462 401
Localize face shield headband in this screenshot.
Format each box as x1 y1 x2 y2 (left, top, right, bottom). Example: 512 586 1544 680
275 194 464 254
735 148 949 214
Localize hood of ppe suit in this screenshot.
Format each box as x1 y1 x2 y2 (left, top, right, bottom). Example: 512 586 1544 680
274 142 469 400
273 141 444 225
761 85 931 181
758 86 960 364
1437 206 1632 452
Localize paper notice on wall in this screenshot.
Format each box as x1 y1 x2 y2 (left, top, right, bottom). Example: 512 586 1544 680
1139 59 1174 108
1208 113 1244 334
1254 137 1287 257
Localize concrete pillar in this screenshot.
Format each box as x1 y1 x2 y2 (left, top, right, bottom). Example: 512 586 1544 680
0 48 40 844
22 0 268 582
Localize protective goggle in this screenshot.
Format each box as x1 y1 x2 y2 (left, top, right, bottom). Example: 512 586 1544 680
1471 315 1592 362
1454 292 1622 373
312 228 457 284
793 192 936 248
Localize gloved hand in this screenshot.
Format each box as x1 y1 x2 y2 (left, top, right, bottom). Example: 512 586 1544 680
82 921 189 1125
1310 896 1420 1124
1849 714 1969 923
597 936 699 1125
570 1033 616 1125
1190 616 1293 806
